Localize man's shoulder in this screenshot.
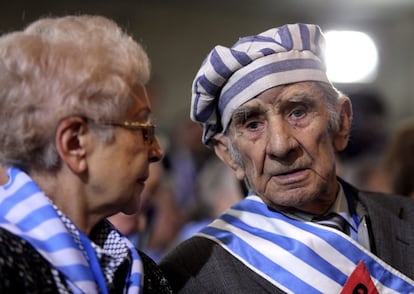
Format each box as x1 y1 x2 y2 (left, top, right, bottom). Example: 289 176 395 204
340 178 414 211
160 236 282 293
137 249 172 294
358 189 414 212
161 236 224 266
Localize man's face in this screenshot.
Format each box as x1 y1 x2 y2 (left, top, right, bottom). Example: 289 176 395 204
225 82 349 214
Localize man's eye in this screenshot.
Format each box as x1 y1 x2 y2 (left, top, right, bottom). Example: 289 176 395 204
245 121 261 130
290 108 306 119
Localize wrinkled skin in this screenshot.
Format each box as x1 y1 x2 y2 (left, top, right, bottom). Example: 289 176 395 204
214 82 352 215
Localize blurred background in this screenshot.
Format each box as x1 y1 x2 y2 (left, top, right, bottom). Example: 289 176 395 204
2 0 414 132
3 0 414 260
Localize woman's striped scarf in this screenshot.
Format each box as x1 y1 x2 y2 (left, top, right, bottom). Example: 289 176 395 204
0 167 143 293
197 195 414 293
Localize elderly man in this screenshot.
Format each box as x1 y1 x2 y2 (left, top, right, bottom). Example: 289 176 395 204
160 23 414 293
0 15 171 293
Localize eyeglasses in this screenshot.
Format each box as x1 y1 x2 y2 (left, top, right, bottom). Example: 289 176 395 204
99 120 156 145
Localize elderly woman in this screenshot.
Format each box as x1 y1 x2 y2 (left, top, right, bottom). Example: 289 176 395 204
0 15 171 293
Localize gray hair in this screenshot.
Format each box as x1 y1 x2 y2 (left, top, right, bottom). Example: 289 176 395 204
0 15 150 173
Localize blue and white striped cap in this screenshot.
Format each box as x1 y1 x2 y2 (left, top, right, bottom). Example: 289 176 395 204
191 23 331 144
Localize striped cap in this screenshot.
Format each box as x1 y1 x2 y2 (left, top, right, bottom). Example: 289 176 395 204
191 23 331 144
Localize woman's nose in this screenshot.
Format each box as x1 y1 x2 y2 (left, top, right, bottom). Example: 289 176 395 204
149 136 163 163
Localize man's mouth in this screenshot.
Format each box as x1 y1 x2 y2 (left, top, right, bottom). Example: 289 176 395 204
273 168 309 182
276 168 306 176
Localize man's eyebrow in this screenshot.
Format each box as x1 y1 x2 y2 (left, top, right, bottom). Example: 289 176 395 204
232 105 264 120
277 90 297 101
279 89 316 103
286 93 318 109
235 102 267 115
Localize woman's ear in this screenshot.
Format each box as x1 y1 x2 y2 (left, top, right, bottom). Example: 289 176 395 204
333 96 353 152
55 116 89 174
212 134 245 181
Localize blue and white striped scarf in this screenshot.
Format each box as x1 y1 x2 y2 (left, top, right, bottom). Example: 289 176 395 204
0 167 143 294
197 195 414 293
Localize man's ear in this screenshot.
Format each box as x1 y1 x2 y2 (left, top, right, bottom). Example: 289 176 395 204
212 134 245 181
333 96 353 152
55 116 89 174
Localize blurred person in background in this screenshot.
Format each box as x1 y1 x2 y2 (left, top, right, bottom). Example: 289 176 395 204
336 89 390 193
175 157 244 243
139 165 184 263
163 116 214 216
0 15 171 293
109 161 183 263
160 23 414 293
111 151 242 263
384 119 414 198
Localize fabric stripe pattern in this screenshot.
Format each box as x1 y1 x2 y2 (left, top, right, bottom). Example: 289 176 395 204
0 167 143 294
197 196 414 294
191 23 332 144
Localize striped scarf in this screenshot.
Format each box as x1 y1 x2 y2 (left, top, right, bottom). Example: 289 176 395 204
0 167 143 294
197 195 414 293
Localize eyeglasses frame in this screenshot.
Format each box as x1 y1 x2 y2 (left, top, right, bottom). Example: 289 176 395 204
96 120 156 145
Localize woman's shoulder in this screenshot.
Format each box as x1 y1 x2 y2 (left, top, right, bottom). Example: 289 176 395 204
0 228 59 292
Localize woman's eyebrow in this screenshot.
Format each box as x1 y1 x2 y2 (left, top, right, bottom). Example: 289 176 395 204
131 108 152 121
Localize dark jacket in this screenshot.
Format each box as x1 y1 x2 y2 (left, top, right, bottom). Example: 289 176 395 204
160 180 414 293
0 228 172 294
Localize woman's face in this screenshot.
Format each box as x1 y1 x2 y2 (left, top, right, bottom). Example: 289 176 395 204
87 84 163 216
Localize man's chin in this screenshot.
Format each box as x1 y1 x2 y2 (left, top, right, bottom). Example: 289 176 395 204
262 189 321 212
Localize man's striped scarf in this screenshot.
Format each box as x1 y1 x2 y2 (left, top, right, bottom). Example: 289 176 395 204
197 195 414 293
0 167 143 293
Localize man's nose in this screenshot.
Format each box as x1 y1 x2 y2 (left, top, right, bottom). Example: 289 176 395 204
265 118 299 159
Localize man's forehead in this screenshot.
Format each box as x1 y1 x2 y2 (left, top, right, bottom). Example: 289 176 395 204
237 82 322 109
